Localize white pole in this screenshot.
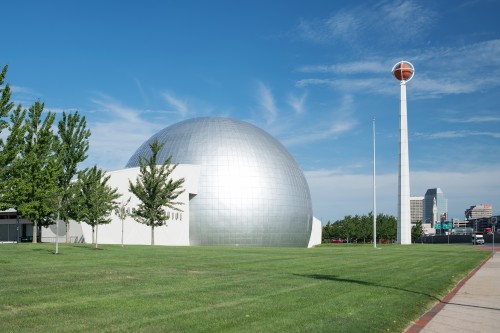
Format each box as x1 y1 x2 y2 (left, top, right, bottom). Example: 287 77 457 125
398 80 411 244
373 117 377 248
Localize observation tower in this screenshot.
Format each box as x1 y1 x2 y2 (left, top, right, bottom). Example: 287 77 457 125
392 61 414 245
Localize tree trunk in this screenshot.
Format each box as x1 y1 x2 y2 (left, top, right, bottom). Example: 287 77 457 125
95 224 98 249
92 225 95 244
151 225 154 246
66 222 71 243
32 220 38 243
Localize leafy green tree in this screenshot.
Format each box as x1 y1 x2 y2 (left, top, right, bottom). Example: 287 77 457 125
129 139 185 245
0 65 13 137
57 111 91 242
73 166 119 248
377 213 397 243
0 67 25 204
0 65 26 243
411 221 424 243
114 197 131 247
323 213 397 244
322 221 333 243
3 102 60 243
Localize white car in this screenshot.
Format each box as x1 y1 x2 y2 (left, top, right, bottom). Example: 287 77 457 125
472 235 485 245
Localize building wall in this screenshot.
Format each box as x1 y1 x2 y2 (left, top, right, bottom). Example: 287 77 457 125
41 165 200 246
307 217 322 248
40 163 320 247
465 204 492 220
423 188 448 226
410 196 424 224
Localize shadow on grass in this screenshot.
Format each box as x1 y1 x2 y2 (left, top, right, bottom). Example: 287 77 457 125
295 273 441 302
296 274 500 311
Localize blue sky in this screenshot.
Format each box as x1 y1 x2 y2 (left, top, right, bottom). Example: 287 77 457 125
2 0 500 222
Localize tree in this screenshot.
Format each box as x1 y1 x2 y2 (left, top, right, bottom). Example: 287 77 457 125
377 213 397 243
411 221 424 243
322 213 397 244
114 197 131 247
0 65 26 243
57 111 91 243
4 101 60 243
0 65 13 138
129 139 185 245
72 166 119 248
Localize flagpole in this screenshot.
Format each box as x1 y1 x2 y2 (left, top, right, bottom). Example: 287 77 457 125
373 117 377 248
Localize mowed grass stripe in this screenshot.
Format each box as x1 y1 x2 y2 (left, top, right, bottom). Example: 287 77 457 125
0 243 489 332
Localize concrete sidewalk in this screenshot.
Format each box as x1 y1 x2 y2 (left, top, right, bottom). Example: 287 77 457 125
407 250 500 332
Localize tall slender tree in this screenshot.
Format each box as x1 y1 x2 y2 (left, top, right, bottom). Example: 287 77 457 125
129 139 185 245
0 65 13 137
17 101 60 242
0 66 26 242
57 111 91 243
73 166 119 248
114 197 131 247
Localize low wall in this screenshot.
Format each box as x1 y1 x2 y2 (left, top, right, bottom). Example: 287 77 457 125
418 234 499 244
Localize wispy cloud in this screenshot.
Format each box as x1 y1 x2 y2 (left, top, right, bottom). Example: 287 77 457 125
282 94 357 146
287 92 307 114
297 39 500 98
91 95 144 123
84 95 166 171
135 78 149 106
417 130 500 139
257 81 278 124
162 91 188 118
444 115 500 123
296 77 393 95
298 61 387 74
297 0 435 46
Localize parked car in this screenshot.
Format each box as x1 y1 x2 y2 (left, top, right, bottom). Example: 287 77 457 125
472 234 485 245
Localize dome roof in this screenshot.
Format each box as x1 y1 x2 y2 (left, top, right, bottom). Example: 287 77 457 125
126 117 312 247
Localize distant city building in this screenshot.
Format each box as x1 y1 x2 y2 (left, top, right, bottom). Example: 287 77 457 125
423 188 448 227
465 204 492 220
410 196 424 224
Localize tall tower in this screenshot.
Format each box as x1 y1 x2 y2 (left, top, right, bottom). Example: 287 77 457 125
392 61 414 245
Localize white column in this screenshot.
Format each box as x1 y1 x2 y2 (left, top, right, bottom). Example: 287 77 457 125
398 81 411 244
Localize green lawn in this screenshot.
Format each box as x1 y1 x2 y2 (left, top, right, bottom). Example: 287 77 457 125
0 243 490 332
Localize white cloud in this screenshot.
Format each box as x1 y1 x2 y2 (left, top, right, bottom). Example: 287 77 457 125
282 94 357 146
296 77 394 95
297 39 500 98
283 121 356 146
287 92 307 114
444 115 500 123
297 0 436 45
416 130 500 140
84 96 166 171
298 61 387 74
257 81 278 124
306 167 500 223
162 91 188 118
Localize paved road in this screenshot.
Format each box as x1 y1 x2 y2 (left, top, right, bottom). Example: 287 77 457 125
407 251 500 332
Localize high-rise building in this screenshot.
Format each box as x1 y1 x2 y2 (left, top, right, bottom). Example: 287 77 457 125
465 204 492 220
423 188 448 227
410 196 424 224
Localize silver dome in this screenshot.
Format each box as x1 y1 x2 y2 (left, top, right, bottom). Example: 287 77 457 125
126 117 312 247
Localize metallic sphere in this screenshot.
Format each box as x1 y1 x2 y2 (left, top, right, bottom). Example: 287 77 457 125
126 117 313 247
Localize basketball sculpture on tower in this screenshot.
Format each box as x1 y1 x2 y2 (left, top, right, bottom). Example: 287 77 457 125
392 61 414 245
